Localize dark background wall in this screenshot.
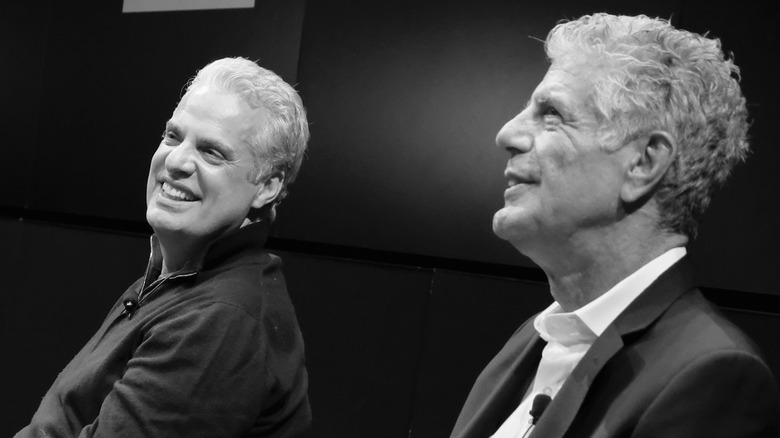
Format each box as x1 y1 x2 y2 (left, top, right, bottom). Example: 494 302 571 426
2 0 779 436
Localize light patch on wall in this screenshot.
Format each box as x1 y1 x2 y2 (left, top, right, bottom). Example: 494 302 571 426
122 0 255 13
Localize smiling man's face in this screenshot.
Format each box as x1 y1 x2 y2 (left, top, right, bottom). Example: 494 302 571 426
146 86 272 247
492 60 627 256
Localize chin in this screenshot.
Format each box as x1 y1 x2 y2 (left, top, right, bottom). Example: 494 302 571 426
493 207 538 247
492 225 515 243
492 208 517 240
146 208 180 235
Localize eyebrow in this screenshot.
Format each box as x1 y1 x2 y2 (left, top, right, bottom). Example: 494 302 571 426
530 88 575 116
523 94 557 112
533 87 563 105
164 120 180 134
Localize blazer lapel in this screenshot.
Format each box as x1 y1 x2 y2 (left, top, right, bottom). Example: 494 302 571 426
456 325 545 438
612 256 694 336
530 256 695 438
530 325 623 438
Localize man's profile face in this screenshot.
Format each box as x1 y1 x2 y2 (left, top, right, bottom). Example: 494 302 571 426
492 60 628 256
146 86 269 245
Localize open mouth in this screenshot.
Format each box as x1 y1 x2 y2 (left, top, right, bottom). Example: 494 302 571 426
507 177 535 188
161 182 197 202
504 175 537 201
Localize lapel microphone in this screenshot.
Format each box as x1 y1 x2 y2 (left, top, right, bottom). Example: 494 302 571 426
530 394 552 424
122 298 139 319
522 393 552 438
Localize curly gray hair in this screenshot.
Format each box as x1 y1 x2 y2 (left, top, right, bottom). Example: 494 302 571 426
546 14 749 238
184 57 309 221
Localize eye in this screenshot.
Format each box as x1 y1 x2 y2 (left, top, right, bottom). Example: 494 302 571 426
542 106 561 118
161 129 180 145
540 105 564 127
201 147 226 163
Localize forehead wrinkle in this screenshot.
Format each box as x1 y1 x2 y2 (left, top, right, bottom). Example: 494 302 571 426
543 79 600 122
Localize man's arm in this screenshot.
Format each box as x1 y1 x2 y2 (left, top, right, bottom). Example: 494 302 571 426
79 302 300 437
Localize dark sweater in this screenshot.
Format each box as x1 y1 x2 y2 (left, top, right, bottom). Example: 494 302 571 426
16 222 310 437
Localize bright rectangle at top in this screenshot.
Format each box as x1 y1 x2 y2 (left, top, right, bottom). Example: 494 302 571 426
123 0 255 13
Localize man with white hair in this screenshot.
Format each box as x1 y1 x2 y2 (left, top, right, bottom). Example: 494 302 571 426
18 57 311 437
452 13 780 438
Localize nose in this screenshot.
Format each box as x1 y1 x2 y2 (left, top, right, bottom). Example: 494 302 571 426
495 110 534 156
164 141 197 177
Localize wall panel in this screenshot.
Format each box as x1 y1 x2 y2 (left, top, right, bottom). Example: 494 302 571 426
410 269 549 437
677 0 780 294
0 2 51 208
278 252 433 437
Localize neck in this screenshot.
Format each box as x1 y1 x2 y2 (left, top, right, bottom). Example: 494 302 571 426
154 217 263 277
157 235 208 277
530 225 687 312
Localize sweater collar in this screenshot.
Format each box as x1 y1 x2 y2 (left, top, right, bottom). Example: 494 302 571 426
143 221 270 287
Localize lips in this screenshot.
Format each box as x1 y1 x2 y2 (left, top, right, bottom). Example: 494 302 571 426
161 181 198 202
507 178 527 188
505 171 537 188
503 168 538 202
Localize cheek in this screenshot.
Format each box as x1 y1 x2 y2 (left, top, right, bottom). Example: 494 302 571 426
203 168 254 204
148 146 169 172
146 149 167 194
538 162 595 216
553 167 620 221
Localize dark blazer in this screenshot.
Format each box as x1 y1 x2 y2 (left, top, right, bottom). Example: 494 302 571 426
451 257 780 438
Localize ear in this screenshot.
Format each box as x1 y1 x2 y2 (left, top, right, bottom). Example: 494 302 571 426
620 131 676 203
251 171 285 209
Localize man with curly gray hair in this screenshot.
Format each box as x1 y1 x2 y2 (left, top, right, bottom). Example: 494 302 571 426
452 13 779 438
17 57 311 437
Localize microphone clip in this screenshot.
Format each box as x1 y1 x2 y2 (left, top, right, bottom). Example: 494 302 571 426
522 393 553 438
121 298 139 319
530 393 552 425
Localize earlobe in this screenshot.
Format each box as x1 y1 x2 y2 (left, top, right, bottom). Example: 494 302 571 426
251 172 284 209
621 131 676 203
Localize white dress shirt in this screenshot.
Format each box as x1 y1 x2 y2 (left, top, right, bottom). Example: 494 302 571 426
491 247 686 438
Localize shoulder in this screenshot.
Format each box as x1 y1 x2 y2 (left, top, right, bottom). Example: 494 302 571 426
138 252 300 343
611 287 777 403
649 288 764 359
193 252 292 320
631 302 780 435
569 289 780 435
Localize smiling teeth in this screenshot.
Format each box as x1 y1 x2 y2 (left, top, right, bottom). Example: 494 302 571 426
162 182 195 201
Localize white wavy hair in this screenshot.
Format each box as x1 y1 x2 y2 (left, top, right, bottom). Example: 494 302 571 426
546 14 749 238
184 57 309 221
